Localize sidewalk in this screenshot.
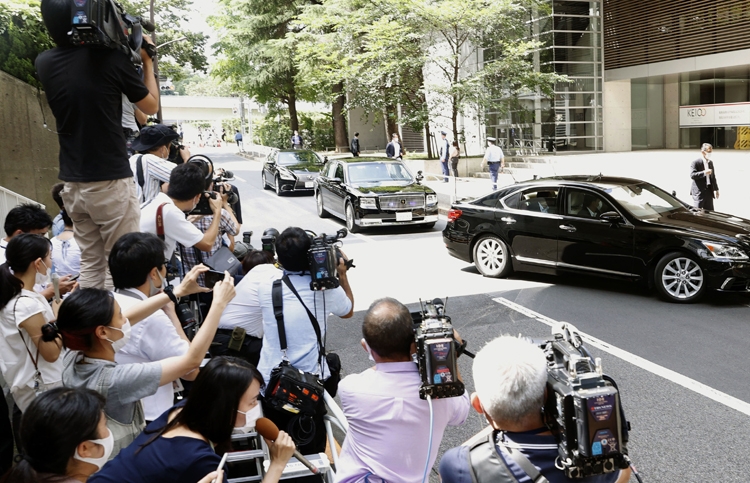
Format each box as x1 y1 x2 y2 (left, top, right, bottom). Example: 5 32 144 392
421 149 750 219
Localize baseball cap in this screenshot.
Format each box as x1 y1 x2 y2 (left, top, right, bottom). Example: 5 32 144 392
131 124 180 153
487 136 496 142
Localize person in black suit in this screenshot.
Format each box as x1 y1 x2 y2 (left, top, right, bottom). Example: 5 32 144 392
690 143 719 210
580 196 601 218
350 132 360 157
385 133 404 159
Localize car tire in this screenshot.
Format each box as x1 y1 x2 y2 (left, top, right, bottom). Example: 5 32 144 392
275 176 283 196
261 172 271 190
316 191 329 218
345 202 360 233
654 251 706 303
473 235 512 278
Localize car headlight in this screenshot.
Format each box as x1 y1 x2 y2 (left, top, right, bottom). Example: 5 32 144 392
278 169 295 181
360 198 377 209
701 241 749 260
426 194 438 205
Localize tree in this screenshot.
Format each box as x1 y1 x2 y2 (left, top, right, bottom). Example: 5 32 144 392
0 0 53 88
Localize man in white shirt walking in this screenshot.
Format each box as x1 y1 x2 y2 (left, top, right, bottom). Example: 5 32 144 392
481 137 505 191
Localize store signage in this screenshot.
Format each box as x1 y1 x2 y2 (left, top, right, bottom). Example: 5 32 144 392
679 103 750 127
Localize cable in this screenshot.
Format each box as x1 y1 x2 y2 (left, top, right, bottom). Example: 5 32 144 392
422 395 434 483
624 456 643 483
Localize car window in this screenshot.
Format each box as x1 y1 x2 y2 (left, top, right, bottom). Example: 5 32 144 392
347 162 412 183
278 151 320 166
565 188 612 219
516 188 559 214
323 162 335 178
334 164 344 180
604 182 686 219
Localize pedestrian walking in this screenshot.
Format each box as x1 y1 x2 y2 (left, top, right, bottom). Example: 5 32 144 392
449 141 460 178
235 129 243 152
439 131 450 183
690 143 719 210
291 130 303 149
385 133 404 160
350 132 361 157
481 137 504 191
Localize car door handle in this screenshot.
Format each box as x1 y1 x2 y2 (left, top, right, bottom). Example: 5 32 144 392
501 217 516 224
559 224 576 232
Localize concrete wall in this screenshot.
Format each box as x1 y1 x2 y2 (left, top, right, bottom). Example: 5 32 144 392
603 79 632 152
347 106 387 152
0 70 60 216
664 74 680 148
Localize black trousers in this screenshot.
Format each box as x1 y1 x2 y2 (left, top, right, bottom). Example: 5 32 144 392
693 192 715 210
209 329 263 367
0 396 13 476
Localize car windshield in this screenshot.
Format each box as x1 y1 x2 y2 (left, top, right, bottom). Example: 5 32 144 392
277 151 320 166
347 162 413 184
602 182 686 219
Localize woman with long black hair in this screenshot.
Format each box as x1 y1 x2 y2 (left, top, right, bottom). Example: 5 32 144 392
89 356 296 483
0 234 63 412
1 386 109 483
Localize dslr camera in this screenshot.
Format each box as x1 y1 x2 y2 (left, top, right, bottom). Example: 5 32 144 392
67 0 156 66
188 155 239 215
539 323 630 478
308 228 354 291
411 298 465 400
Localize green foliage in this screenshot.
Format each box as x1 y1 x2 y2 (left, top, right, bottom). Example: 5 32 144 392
174 71 235 97
0 0 53 87
253 112 333 150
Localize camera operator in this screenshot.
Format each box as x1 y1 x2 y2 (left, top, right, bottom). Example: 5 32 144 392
130 124 191 204
109 232 196 423
438 336 631 483
36 0 159 290
211 250 281 366
335 298 469 483
139 163 224 261
256 227 353 455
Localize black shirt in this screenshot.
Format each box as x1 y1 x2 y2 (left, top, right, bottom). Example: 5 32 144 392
35 47 150 182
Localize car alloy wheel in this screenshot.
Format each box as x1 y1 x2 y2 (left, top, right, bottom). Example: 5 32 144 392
275 176 283 196
655 252 706 303
345 202 360 233
473 235 512 278
316 191 329 218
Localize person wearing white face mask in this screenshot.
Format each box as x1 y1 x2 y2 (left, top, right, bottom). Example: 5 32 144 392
0 234 65 413
3 387 111 483
89 356 296 483
52 265 236 459
108 232 196 423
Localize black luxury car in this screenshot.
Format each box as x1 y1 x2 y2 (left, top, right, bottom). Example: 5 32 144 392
443 175 750 303
262 149 327 195
314 157 439 232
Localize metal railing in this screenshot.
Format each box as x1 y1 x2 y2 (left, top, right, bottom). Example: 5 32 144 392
0 187 44 228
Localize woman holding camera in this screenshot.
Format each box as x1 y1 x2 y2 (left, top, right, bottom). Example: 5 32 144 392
88 356 296 483
0 234 64 412
52 267 235 458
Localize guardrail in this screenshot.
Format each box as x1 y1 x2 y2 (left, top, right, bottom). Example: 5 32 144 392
0 186 45 229
241 144 274 159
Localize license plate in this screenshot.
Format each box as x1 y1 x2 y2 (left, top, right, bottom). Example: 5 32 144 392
396 211 413 222
305 181 314 188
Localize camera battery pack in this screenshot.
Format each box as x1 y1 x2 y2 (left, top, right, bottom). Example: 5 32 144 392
418 336 464 399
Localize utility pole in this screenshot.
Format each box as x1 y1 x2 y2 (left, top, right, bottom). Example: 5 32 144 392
150 0 163 122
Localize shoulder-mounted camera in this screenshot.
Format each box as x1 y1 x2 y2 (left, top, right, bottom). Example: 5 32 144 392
308 228 354 291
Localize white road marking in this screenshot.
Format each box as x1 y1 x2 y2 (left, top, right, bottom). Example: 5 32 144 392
494 297 750 417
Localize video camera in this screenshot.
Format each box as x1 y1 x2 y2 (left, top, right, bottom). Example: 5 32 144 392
188 155 239 215
67 0 155 66
539 323 630 479
308 228 354 291
411 298 466 400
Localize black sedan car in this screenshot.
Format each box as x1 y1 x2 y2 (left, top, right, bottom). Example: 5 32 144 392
262 149 326 195
314 157 439 232
443 175 750 303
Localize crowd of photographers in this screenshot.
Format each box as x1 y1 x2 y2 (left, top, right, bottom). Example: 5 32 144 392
0 0 634 482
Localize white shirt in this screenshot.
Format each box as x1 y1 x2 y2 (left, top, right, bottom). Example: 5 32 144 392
51 234 81 277
484 144 504 162
140 192 204 259
257 272 352 388
113 289 189 421
121 94 139 131
0 290 62 411
219 264 282 337
130 153 176 204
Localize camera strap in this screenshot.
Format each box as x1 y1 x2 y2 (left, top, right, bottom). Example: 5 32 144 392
136 154 145 201
155 203 168 241
272 275 325 372
467 430 548 483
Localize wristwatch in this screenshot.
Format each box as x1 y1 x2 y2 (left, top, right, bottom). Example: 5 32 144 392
163 285 179 305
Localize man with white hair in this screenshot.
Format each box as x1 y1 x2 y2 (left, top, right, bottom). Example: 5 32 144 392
438 335 631 483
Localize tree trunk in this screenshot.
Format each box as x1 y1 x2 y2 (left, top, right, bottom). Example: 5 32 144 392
424 123 433 160
288 92 299 133
385 104 398 140
332 82 348 153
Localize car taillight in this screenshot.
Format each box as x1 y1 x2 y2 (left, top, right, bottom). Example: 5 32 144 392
447 209 462 222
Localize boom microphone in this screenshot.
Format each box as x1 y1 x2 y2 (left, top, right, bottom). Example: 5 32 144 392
255 418 320 475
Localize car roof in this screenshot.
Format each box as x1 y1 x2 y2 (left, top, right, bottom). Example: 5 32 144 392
519 175 651 190
333 157 404 164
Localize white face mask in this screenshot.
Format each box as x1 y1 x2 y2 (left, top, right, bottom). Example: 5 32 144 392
73 429 114 470
361 338 376 362
705 152 712 160
105 320 131 352
233 403 262 434
35 261 50 286
149 270 167 297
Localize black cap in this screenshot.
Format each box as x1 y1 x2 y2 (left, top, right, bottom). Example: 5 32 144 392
131 124 180 152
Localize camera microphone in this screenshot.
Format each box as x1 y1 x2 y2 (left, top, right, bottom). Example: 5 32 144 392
139 17 156 32
255 418 319 475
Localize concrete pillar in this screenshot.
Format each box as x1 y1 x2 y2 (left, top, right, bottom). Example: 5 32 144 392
603 79 632 152
664 74 680 149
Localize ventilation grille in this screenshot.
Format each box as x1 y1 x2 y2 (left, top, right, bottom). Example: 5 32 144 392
604 0 750 70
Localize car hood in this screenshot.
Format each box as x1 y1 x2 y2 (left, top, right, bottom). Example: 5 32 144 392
643 210 750 243
279 163 324 173
351 182 435 195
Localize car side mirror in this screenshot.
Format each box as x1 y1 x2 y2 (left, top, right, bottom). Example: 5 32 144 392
416 170 424 183
323 156 329 163
599 211 623 223
332 177 343 184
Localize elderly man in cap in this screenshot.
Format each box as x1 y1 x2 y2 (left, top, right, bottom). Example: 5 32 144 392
481 136 505 191
439 130 451 183
130 124 192 204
